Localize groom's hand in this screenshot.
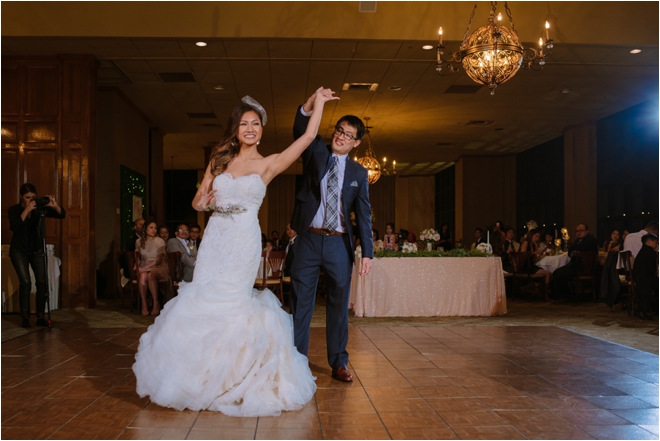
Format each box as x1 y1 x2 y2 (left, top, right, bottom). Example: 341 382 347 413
359 257 372 276
302 91 317 114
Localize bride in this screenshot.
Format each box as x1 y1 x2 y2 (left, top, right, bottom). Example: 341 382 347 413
132 87 338 417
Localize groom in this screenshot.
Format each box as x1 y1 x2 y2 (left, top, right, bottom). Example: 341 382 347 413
290 92 373 382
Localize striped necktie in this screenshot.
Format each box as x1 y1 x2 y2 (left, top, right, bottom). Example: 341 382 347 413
323 156 339 231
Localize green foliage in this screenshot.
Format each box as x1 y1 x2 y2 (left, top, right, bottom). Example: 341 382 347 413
373 248 493 258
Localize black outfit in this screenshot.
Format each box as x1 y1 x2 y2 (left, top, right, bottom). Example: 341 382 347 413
438 231 452 251
632 244 658 316
550 233 598 300
490 231 504 256
8 203 66 320
599 251 622 307
125 233 140 252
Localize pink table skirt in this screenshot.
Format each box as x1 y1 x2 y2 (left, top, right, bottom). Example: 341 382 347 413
350 257 507 317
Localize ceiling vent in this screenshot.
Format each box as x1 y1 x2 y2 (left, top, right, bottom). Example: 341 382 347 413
342 83 379 92
359 1 377 12
445 85 483 94
158 72 196 83
187 113 217 119
466 120 494 126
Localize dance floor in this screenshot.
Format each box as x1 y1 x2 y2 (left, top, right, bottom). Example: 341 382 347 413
2 325 658 440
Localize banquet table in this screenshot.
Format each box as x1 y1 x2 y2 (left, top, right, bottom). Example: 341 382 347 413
2 245 61 313
537 253 570 273
349 257 507 317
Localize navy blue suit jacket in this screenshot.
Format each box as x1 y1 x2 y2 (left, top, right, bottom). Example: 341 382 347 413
290 106 374 262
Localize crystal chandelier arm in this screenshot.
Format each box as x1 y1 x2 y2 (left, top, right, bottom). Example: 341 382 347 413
504 2 517 34
460 2 479 49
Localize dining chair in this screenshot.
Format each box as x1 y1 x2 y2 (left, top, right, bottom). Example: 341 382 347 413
510 251 545 301
618 250 636 315
571 251 598 301
167 251 182 299
254 250 286 309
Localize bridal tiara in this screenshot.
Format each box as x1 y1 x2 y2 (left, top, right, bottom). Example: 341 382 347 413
241 95 267 126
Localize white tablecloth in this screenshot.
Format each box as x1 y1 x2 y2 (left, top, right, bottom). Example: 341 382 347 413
349 257 507 317
537 253 570 273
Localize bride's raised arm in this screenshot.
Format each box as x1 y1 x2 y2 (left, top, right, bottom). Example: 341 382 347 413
262 87 338 184
192 161 217 211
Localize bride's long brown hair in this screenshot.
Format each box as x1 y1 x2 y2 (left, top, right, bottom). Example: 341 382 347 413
210 103 263 176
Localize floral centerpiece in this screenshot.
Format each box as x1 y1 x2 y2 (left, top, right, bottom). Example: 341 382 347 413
476 242 493 255
402 242 417 253
419 228 440 251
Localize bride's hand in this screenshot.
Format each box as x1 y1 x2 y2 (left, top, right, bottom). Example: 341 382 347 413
196 189 217 211
314 87 339 104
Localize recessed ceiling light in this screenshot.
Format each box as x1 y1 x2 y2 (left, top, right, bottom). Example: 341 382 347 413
630 49 642 54
561 89 571 94
213 85 225 91
388 86 402 91
196 42 207 47
422 45 434 50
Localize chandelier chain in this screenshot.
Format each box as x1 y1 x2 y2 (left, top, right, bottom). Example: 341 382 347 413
504 2 517 33
460 2 479 48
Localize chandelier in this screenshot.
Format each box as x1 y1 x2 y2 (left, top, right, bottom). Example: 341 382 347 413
355 117 395 184
436 1 553 95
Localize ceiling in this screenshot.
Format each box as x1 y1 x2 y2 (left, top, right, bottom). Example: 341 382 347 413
2 2 658 174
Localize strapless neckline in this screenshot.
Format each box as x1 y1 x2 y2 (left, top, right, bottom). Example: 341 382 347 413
220 172 266 187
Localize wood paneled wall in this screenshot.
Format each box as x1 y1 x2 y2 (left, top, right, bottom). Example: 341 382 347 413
369 176 395 240
267 174 296 236
2 56 97 309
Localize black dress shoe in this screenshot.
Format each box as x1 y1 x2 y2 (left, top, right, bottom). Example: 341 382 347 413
36 318 48 327
20 319 31 328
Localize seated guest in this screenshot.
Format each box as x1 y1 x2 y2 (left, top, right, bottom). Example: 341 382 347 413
407 231 417 244
520 229 553 300
125 218 145 252
471 228 486 249
603 229 621 253
438 223 453 251
501 227 520 272
383 223 398 250
539 232 556 254
271 230 284 251
189 224 202 250
398 229 409 248
167 223 196 283
372 229 383 252
624 221 658 257
264 239 274 252
490 220 505 256
284 224 297 277
158 225 170 242
632 234 659 320
136 220 169 316
621 229 630 243
550 223 599 301
502 228 520 254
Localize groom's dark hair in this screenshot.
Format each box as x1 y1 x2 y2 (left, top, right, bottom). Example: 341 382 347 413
336 115 365 140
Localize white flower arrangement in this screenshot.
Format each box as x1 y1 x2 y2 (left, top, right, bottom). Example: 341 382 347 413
373 239 384 252
526 220 538 231
476 242 493 254
419 228 440 243
354 244 362 259
402 242 418 253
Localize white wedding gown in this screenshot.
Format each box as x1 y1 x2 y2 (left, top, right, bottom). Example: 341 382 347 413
132 173 316 417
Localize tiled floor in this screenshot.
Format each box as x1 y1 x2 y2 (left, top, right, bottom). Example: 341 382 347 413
2 323 658 440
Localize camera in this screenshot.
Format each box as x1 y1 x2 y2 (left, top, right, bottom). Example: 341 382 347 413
34 196 51 208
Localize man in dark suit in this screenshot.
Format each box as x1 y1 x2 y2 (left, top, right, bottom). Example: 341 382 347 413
125 218 145 252
290 93 374 383
632 233 658 320
550 223 599 301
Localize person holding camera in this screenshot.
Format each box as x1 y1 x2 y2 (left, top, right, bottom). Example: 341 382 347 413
8 183 65 328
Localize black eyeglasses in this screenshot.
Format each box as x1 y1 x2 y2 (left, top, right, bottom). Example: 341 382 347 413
334 127 357 141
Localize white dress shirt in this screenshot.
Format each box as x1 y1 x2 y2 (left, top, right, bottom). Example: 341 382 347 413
624 230 646 257
178 237 192 256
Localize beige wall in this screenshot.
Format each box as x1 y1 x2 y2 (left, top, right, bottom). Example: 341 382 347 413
564 123 598 233
455 156 516 245
395 176 435 238
96 89 159 297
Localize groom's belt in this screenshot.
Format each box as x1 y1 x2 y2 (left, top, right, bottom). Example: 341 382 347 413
308 227 345 236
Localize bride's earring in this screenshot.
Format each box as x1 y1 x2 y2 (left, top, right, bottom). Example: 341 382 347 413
257 140 260 145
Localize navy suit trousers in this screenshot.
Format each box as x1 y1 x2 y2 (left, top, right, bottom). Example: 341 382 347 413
290 230 353 369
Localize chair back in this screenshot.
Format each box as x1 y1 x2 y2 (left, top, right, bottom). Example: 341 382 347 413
167 251 182 283
574 251 597 277
124 251 138 279
266 251 286 279
510 251 531 275
619 250 634 281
